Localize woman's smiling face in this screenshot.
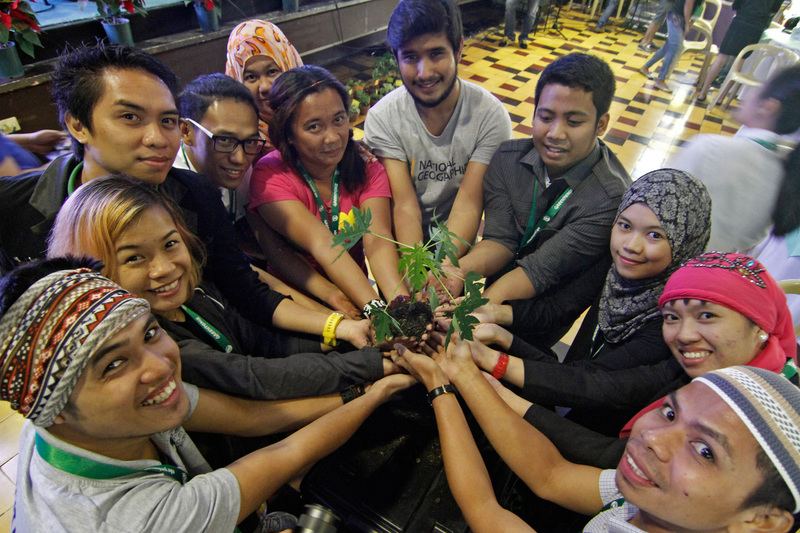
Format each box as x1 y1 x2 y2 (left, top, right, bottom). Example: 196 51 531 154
610 202 672 280
113 207 193 319
661 299 766 378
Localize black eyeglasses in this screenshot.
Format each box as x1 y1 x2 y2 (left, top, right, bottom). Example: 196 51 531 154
186 118 266 155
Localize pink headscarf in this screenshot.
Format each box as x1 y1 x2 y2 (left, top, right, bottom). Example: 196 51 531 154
225 19 303 140
621 252 797 438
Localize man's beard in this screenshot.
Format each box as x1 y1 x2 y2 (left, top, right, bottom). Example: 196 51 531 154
410 70 459 109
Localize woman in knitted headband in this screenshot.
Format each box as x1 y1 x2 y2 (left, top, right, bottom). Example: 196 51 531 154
225 19 302 150
0 257 414 532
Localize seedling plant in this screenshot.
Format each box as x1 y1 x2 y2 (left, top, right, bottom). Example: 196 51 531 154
332 208 488 347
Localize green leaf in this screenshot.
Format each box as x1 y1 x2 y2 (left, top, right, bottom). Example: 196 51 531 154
445 271 488 348
371 307 404 344
428 289 439 315
20 28 41 47
0 26 10 44
15 35 33 57
431 217 470 268
331 207 373 262
398 243 436 294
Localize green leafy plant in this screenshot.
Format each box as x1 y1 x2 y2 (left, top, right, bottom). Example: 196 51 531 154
332 208 488 347
0 0 41 58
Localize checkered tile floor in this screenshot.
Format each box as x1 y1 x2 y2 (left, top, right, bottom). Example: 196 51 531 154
329 5 745 179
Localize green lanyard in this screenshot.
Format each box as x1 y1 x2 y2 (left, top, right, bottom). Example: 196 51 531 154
782 358 798 381
298 161 340 235
67 161 84 196
181 305 235 353
747 137 779 152
35 433 189 484
517 180 573 254
36 434 243 533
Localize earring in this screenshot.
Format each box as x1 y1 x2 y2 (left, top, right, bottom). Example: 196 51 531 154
759 333 769 342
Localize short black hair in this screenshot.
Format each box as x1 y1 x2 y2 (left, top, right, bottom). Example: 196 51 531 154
0 257 103 317
761 64 800 135
386 0 462 57
51 42 181 159
534 53 615 123
179 73 259 123
740 448 795 516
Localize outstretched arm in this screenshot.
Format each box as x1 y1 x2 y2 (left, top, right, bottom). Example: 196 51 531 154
445 161 489 257
423 338 604 515
379 157 425 248
391 347 536 533
188 374 415 523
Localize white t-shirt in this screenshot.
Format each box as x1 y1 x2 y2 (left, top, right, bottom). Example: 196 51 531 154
14 383 241 532
364 80 513 237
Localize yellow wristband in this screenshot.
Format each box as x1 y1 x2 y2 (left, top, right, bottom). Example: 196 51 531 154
323 313 344 347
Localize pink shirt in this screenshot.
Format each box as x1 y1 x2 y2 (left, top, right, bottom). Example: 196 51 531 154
250 149 392 278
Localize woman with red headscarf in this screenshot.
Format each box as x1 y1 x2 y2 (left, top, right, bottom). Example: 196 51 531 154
499 251 798 470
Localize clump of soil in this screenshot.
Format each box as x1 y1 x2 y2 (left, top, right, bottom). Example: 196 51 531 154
386 299 433 339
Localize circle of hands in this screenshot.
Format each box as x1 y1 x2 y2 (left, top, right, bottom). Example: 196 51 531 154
382 302 516 398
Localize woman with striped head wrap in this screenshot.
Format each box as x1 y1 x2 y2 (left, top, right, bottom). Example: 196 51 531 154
225 19 303 152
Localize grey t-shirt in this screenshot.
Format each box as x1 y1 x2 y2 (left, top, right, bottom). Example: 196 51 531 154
364 80 513 237
14 383 242 532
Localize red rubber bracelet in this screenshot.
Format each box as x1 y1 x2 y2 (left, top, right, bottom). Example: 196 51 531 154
492 352 509 379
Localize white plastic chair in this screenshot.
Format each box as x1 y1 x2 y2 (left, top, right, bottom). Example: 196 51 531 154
666 0 722 86
710 43 800 110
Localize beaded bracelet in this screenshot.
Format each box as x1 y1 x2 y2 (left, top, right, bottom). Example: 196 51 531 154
323 312 345 347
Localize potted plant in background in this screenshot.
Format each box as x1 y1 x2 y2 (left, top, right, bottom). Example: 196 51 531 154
0 0 41 78
185 0 220 32
87 0 146 45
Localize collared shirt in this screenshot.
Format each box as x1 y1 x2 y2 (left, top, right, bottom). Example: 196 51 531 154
582 470 644 532
482 138 631 295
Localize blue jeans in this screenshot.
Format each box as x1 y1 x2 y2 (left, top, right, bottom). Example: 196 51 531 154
505 0 540 41
643 15 683 80
596 0 620 29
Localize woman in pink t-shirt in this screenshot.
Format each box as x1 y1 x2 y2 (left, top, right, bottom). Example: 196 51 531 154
250 66 409 317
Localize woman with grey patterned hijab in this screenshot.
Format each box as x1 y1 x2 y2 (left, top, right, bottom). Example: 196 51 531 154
598 169 712 344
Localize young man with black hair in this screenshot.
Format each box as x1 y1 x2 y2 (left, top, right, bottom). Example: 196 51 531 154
0 42 370 348
364 0 513 255
443 52 631 309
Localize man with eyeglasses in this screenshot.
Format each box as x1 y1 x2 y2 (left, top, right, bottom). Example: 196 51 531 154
175 74 265 223
0 42 374 349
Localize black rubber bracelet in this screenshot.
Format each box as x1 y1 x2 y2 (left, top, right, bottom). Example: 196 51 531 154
361 299 387 319
427 383 456 405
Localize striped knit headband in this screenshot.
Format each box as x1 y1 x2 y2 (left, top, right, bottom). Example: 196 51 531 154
0 268 149 427
696 366 800 513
